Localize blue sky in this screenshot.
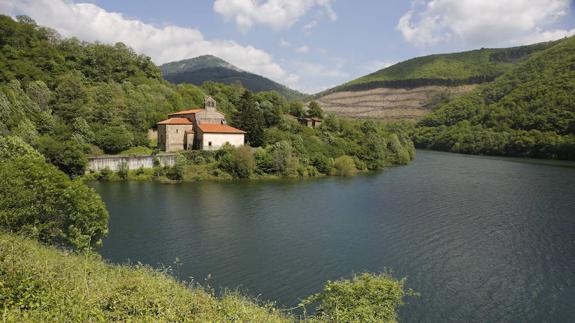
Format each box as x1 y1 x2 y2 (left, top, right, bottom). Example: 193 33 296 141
2 0 575 93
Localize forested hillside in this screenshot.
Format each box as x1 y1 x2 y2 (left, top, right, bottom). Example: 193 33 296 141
161 55 307 101
414 36 575 160
322 41 557 94
313 42 558 120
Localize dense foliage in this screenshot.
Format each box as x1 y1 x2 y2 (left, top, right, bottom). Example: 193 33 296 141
0 15 211 174
0 136 108 250
316 41 556 96
301 272 414 322
88 114 415 182
414 36 575 160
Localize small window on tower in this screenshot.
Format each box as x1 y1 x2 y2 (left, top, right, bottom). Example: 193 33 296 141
208 142 212 147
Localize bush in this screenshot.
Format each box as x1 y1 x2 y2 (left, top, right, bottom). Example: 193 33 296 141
36 136 88 177
332 155 357 176
117 163 129 180
0 137 108 250
311 154 333 174
218 145 256 178
95 125 134 154
301 272 415 322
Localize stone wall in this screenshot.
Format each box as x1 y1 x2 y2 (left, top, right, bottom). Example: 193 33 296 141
87 154 176 172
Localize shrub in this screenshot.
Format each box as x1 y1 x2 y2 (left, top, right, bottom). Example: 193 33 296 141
0 137 108 250
95 125 134 154
117 163 129 180
36 136 88 177
332 155 357 176
301 272 415 322
311 154 334 174
218 145 256 179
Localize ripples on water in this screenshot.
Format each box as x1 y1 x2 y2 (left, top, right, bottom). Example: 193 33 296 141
95 150 575 322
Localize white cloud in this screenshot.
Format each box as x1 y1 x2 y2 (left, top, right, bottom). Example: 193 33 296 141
397 0 574 47
279 38 291 47
0 0 301 89
303 20 318 31
296 45 310 53
213 0 336 32
286 59 349 93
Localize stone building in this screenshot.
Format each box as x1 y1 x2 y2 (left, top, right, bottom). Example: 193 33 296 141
157 96 245 152
298 117 323 128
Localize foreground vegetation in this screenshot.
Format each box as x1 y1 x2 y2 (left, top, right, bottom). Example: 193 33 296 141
414 36 575 160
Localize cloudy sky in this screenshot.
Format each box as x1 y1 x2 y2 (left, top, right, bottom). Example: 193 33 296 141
1 0 574 93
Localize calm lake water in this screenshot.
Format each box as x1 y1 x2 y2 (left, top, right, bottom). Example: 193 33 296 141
94 150 575 322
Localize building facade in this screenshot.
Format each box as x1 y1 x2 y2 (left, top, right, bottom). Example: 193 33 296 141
157 97 245 152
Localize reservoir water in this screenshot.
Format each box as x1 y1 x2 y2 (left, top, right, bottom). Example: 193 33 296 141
94 150 575 322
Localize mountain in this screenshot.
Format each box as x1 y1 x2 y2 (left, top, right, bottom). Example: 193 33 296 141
314 41 558 120
160 55 307 101
414 36 575 160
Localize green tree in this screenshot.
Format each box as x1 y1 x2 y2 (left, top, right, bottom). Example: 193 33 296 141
0 136 108 250
307 101 324 119
36 136 88 177
288 101 305 118
333 155 357 176
218 145 255 178
53 71 88 121
95 125 134 154
233 91 265 147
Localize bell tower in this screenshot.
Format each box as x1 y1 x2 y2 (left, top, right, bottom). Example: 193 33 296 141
204 96 217 112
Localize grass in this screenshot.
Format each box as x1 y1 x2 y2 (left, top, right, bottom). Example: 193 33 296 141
0 232 291 322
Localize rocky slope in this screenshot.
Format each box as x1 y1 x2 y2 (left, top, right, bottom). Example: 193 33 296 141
315 41 556 120
316 85 477 120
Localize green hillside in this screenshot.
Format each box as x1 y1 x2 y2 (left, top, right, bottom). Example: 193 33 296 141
318 41 557 96
161 55 308 101
414 36 575 160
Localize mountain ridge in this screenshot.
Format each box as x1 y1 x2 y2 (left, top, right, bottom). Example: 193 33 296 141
160 55 307 101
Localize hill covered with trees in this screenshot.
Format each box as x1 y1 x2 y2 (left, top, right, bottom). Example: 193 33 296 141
413 36 575 160
313 41 559 120
0 15 415 179
320 41 557 95
161 55 307 101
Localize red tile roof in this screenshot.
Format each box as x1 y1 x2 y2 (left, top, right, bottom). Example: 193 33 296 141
197 124 246 134
157 118 194 125
169 109 204 116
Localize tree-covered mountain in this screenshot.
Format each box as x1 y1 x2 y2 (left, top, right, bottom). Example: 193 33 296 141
160 55 307 101
320 41 558 95
413 36 575 160
313 41 560 120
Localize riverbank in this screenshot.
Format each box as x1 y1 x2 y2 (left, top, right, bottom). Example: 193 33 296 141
0 232 410 322
83 142 415 183
0 232 291 322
